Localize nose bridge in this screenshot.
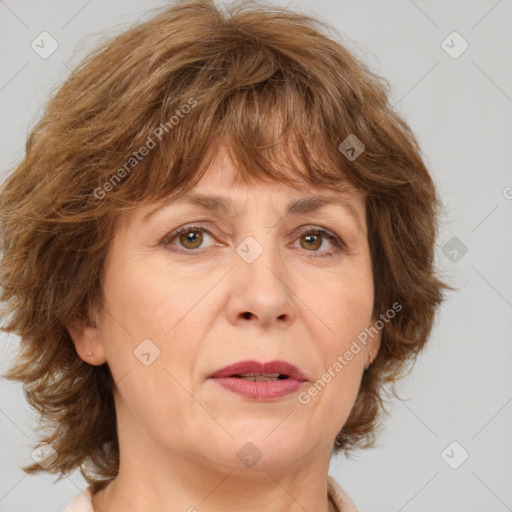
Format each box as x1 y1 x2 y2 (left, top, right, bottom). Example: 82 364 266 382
229 228 297 326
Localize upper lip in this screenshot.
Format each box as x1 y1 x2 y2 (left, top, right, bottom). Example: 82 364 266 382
209 360 308 381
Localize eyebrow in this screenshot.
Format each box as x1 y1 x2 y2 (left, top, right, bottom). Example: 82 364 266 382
143 193 363 230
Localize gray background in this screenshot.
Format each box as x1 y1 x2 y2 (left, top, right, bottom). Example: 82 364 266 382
1 1 511 511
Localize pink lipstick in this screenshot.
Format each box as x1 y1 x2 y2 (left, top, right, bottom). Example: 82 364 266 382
209 360 308 401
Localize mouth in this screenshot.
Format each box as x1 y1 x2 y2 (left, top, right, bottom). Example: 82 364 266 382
209 360 308 382
208 360 308 401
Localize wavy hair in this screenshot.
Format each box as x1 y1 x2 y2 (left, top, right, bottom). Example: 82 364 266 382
0 0 451 492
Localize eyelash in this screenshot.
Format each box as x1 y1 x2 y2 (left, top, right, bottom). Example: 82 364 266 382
160 223 345 258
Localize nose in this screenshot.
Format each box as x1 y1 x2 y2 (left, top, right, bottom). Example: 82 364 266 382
225 234 298 329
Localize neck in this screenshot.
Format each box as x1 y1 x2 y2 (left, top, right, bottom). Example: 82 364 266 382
91 451 336 512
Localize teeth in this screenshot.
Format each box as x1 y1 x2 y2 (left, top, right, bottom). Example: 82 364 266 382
238 375 279 382
236 373 280 378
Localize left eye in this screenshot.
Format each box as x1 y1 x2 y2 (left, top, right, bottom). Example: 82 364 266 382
161 224 344 258
293 226 344 257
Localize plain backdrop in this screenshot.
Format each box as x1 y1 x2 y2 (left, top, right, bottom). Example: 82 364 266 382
0 1 511 511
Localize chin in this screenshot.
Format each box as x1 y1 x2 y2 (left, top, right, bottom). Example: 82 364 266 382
203 430 315 473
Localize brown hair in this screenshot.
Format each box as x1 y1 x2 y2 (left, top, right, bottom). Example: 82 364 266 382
0 0 451 491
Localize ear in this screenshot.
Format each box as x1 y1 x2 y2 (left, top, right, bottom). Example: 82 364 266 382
65 313 107 366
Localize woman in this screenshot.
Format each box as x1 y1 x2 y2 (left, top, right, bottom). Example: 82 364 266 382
0 0 449 510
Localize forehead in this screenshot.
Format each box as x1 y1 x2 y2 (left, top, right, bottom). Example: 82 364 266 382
115 143 368 240
195 145 357 193
155 144 364 209
138 152 366 237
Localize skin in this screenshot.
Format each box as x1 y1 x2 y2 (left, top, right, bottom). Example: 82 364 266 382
67 145 381 512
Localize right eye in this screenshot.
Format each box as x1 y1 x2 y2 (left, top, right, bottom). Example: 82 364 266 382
161 224 217 253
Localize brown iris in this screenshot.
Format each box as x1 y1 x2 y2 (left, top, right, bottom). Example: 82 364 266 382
179 230 203 249
299 233 322 251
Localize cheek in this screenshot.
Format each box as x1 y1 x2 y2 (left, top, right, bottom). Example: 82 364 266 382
301 268 374 346
101 261 203 446
296 270 373 418
102 253 211 342
99 256 208 415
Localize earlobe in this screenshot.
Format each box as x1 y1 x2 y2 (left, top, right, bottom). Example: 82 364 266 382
65 314 107 366
365 317 383 369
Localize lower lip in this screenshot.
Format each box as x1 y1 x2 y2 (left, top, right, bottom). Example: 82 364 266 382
210 377 305 400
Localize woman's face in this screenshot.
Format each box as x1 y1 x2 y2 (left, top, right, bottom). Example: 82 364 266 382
70 145 381 474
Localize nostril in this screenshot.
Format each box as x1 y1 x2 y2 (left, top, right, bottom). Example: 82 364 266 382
242 312 253 319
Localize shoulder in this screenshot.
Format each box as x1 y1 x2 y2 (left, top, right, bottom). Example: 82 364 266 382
327 474 360 512
61 486 93 512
